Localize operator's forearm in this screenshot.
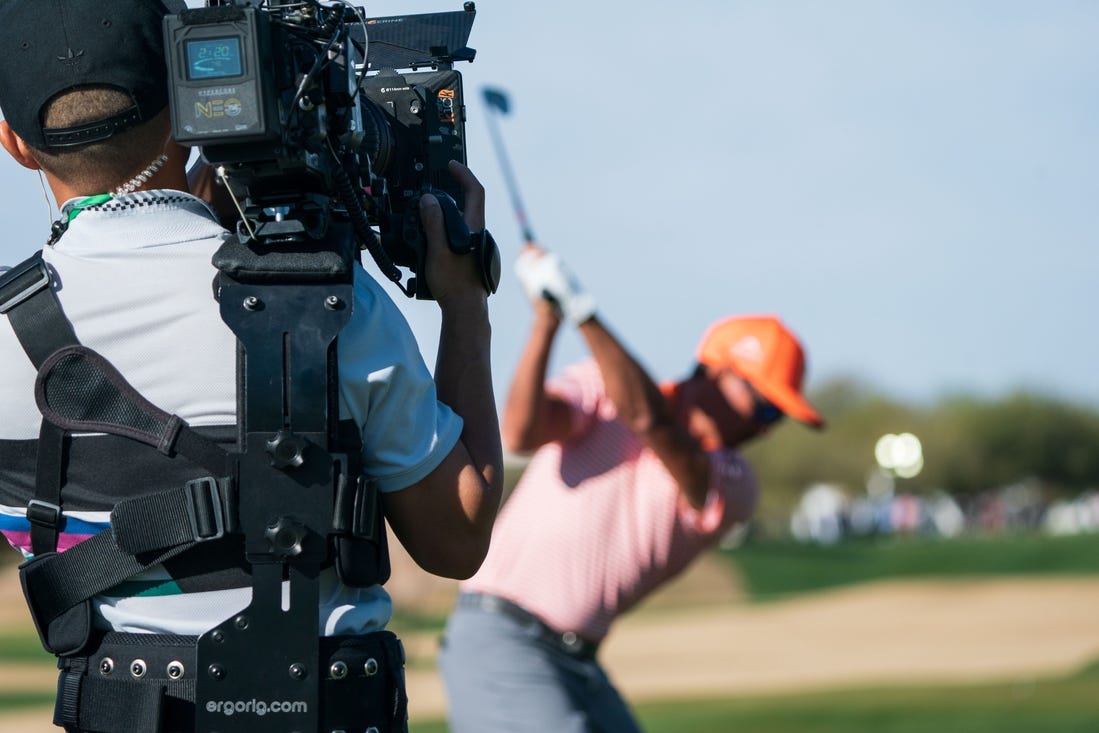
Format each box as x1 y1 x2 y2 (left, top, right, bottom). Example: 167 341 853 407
501 308 560 452
435 294 503 519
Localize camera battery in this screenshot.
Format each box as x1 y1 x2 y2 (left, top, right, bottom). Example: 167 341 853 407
163 7 278 146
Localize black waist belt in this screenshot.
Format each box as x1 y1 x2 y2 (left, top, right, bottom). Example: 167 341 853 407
53 630 408 733
458 592 600 659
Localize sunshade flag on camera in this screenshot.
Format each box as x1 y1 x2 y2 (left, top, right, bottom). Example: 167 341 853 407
482 86 537 245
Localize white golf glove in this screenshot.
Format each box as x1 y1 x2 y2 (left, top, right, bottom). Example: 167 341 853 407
514 248 597 325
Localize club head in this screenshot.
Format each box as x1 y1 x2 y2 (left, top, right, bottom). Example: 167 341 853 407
482 86 510 115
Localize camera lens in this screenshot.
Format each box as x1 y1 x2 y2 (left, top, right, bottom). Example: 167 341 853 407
358 99 395 177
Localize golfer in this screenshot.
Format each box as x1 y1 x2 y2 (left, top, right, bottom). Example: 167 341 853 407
438 243 825 731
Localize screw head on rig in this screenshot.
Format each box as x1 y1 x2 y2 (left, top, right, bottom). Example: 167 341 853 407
167 661 185 680
265 517 306 557
265 429 307 469
329 660 349 680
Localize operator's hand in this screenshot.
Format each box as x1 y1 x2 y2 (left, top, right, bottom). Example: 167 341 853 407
514 244 597 325
421 161 487 304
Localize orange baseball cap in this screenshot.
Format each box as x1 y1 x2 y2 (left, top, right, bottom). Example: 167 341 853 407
696 315 824 429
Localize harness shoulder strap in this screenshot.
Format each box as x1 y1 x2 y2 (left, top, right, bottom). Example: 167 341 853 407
2 251 77 555
3 254 239 655
0 251 77 362
22 343 235 655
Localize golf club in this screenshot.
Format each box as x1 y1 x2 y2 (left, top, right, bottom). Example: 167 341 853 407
481 86 537 245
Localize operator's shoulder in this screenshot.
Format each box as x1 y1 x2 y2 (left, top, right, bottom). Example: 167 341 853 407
345 266 418 345
351 265 398 305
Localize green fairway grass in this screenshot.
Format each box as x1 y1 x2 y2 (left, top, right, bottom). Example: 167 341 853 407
726 533 1099 601
0 692 54 712
0 631 51 664
407 657 1099 733
8 664 1098 733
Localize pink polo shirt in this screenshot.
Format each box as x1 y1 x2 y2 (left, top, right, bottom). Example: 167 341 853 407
462 360 757 643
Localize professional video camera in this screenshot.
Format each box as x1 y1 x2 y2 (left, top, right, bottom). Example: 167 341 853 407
164 0 498 299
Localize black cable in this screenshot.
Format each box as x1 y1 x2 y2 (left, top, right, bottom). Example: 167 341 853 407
331 157 405 289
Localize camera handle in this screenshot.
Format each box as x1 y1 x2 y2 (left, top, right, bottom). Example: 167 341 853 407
334 165 499 301
399 191 501 300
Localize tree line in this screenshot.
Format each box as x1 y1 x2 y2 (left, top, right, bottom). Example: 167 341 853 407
742 378 1099 517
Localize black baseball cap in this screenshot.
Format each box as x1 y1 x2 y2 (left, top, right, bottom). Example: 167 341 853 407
0 0 187 150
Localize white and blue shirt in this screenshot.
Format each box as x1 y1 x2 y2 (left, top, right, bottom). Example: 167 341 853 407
0 189 461 635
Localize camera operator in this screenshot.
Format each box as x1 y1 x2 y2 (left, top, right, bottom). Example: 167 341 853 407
439 243 824 732
0 1 502 731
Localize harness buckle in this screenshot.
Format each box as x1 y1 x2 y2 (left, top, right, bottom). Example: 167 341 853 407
184 477 225 542
0 256 50 314
26 499 63 530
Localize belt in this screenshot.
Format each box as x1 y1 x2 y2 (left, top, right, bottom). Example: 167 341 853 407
458 592 600 659
53 631 407 733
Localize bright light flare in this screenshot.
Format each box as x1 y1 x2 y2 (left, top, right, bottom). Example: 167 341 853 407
874 432 924 478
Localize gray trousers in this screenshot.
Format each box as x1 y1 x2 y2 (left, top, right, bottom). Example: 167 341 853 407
438 603 643 733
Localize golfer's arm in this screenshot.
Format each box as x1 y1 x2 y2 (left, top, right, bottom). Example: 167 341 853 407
578 316 711 508
501 302 573 452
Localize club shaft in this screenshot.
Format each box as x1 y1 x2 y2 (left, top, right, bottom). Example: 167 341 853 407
485 107 536 244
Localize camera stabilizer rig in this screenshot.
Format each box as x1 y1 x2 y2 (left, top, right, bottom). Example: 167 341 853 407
170 1 498 729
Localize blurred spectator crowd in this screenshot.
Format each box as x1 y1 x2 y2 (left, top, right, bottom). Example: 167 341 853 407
788 480 1099 544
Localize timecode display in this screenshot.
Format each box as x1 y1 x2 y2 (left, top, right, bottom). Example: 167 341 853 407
185 37 244 80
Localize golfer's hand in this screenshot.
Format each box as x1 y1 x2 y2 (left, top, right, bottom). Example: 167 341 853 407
421 161 487 304
514 244 597 325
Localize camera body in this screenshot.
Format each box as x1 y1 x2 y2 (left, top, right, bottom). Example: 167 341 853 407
163 1 478 297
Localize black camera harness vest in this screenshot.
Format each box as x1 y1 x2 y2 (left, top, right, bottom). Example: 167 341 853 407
0 234 406 733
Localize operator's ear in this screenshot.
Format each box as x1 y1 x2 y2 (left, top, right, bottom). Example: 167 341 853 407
0 120 43 171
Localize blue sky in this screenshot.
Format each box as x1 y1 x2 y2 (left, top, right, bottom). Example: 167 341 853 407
2 1 1096 409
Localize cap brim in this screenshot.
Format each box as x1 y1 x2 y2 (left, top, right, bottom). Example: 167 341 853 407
754 381 825 429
